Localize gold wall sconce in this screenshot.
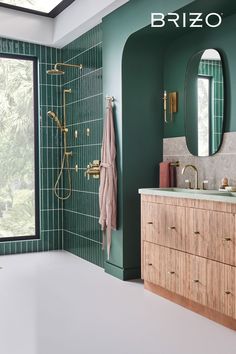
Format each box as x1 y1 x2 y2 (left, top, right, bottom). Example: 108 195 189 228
163 91 178 123
85 160 100 180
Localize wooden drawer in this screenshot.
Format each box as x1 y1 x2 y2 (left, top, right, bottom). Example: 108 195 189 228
141 201 185 251
144 242 186 296
144 242 207 305
186 208 236 266
207 260 236 318
184 254 207 306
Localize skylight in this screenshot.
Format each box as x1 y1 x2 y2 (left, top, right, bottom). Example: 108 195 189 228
0 0 74 17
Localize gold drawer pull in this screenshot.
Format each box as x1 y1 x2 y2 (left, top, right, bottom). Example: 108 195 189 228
148 263 153 266
223 237 231 242
194 231 200 235
225 291 231 295
168 271 175 275
192 279 199 283
147 221 153 225
168 226 176 230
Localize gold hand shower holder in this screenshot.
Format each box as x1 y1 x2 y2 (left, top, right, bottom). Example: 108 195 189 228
53 88 73 200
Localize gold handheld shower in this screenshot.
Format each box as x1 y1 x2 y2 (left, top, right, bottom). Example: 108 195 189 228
47 111 64 131
47 63 83 75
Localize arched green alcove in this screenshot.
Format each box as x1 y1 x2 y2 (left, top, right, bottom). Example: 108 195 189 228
102 0 236 280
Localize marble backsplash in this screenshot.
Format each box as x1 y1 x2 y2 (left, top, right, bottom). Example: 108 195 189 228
163 132 236 190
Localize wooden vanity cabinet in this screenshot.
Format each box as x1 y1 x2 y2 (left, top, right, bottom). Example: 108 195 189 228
141 194 236 330
142 201 185 250
186 208 236 265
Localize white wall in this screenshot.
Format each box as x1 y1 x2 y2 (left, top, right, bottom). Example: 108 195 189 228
0 7 53 46
0 0 129 48
53 0 129 47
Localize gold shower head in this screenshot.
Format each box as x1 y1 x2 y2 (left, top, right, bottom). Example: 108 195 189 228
47 68 65 75
47 63 82 75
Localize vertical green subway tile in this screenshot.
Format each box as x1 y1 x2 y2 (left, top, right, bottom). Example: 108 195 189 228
0 27 102 260
0 243 5 255
61 24 104 267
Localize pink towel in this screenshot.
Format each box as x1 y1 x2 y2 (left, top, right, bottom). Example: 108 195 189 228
159 162 177 187
159 162 171 187
99 99 117 259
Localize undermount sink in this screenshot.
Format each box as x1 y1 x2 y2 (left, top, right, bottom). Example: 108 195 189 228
157 188 236 197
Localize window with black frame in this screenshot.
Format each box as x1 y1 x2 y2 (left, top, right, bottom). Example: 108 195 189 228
0 54 39 241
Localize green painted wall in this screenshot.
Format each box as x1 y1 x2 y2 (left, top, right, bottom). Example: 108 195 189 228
122 34 165 277
0 37 63 255
164 12 236 139
102 0 195 279
62 25 104 267
102 0 236 279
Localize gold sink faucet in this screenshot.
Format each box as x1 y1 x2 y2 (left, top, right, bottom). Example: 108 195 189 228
181 164 199 189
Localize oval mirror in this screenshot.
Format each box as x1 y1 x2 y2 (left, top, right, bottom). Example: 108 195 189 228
185 49 225 156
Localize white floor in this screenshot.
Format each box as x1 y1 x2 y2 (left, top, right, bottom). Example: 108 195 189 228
0 252 236 354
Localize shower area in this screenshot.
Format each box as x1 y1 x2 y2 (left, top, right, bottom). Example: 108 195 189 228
0 25 104 266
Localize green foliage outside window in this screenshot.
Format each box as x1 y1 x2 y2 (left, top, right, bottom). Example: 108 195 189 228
0 57 35 238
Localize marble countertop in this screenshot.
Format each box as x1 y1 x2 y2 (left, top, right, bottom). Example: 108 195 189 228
138 188 236 204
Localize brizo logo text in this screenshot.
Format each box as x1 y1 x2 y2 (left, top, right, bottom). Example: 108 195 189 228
151 13 222 28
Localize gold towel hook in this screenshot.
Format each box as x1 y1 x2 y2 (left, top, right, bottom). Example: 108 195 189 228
106 96 114 102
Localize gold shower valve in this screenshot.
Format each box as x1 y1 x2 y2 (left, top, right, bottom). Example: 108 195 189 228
84 160 100 180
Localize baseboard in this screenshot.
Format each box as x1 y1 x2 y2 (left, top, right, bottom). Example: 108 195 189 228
104 261 140 280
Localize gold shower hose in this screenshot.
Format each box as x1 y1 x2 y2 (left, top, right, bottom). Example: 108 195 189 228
54 89 72 200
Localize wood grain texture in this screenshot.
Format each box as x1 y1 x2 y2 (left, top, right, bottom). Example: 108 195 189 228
144 281 236 331
142 201 185 251
185 254 207 306
186 208 236 265
207 260 236 318
141 194 236 213
144 242 185 296
140 192 236 329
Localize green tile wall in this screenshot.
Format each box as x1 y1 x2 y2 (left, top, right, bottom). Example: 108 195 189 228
62 24 104 267
0 37 63 255
198 59 224 153
0 26 104 267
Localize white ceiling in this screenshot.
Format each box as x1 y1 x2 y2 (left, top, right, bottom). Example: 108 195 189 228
0 0 129 48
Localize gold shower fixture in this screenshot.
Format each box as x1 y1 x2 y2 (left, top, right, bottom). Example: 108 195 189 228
85 160 101 180
46 62 82 200
47 111 67 132
47 89 73 200
47 63 83 75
